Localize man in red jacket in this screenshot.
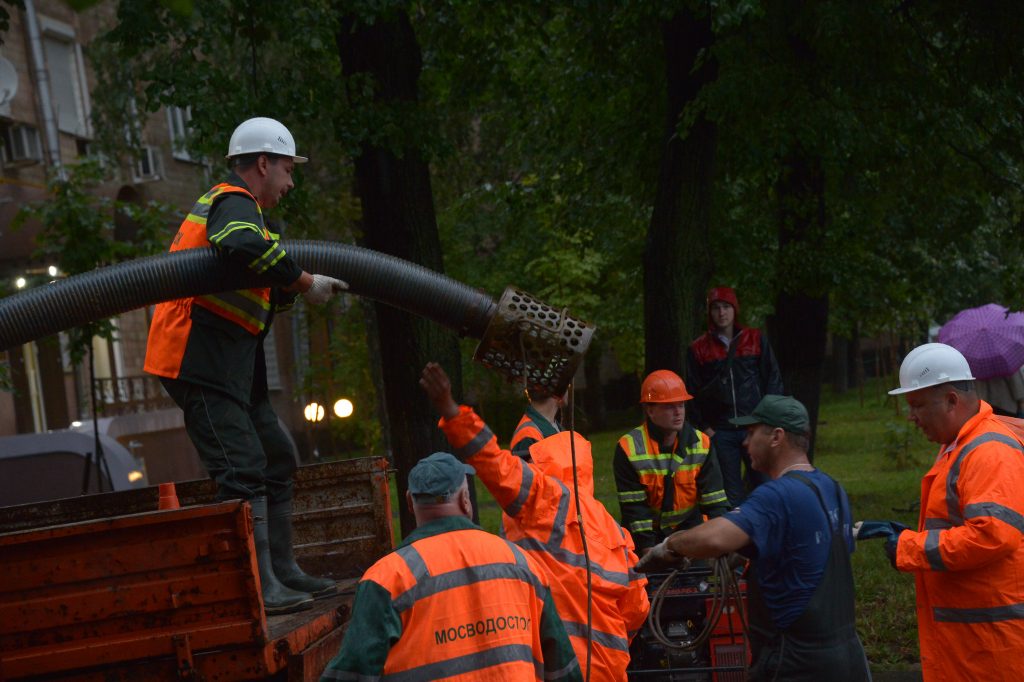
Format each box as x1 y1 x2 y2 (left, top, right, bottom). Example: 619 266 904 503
686 286 783 506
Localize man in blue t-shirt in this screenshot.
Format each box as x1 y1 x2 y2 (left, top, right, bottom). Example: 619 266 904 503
636 395 870 681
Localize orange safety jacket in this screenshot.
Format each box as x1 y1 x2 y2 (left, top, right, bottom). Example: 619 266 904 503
441 406 650 681
144 183 273 380
362 524 565 680
510 405 561 457
896 401 1024 681
616 422 729 537
511 413 544 453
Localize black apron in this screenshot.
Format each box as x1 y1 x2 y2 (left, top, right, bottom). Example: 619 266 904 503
745 472 871 681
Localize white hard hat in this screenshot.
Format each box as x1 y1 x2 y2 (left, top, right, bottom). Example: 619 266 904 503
225 117 307 163
888 342 975 395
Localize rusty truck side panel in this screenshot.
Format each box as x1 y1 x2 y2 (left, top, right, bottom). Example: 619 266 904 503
0 458 393 681
0 457 394 579
0 501 266 678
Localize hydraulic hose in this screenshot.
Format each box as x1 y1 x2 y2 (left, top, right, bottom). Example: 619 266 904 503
643 557 749 677
0 240 497 352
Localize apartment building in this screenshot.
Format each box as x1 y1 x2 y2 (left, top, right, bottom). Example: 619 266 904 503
0 1 311 486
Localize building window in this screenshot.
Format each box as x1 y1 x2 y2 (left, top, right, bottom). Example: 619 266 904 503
1 123 43 166
41 18 90 138
166 106 195 162
132 145 163 183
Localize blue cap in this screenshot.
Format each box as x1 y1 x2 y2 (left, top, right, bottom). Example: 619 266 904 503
408 452 475 499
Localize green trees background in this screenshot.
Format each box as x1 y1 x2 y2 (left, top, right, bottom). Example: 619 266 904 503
29 0 1024 526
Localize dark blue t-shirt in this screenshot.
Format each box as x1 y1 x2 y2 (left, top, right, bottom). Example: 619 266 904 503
723 469 854 630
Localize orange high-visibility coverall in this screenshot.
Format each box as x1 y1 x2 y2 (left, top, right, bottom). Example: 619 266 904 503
896 401 1024 681
441 406 650 681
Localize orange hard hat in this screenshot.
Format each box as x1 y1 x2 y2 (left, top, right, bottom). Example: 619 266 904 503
640 370 692 403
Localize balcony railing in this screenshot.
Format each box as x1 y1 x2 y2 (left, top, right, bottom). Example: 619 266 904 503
92 375 174 415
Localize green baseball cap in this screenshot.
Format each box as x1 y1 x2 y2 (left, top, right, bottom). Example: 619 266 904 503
408 452 475 500
729 394 810 433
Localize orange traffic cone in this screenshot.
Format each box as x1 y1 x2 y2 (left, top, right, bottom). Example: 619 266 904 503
158 482 180 510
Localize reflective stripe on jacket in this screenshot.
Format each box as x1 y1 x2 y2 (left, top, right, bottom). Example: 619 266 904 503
441 406 650 681
616 422 729 536
510 405 561 458
511 416 544 455
366 527 563 680
896 401 1024 681
144 183 271 379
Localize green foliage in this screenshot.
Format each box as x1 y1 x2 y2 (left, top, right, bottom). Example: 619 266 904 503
423 0 1024 388
12 160 173 363
701 1 1024 338
302 299 382 455
881 419 925 471
421 3 660 381
76 0 1024 434
90 0 357 239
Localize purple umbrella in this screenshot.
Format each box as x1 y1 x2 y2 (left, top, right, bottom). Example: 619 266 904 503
938 304 1024 380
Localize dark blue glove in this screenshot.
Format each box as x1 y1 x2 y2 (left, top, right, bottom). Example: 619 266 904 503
884 536 900 569
854 520 909 570
853 520 909 542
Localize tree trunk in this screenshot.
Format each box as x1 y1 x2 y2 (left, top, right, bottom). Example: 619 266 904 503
773 150 828 458
644 8 717 376
831 333 849 395
851 324 864 389
336 10 464 536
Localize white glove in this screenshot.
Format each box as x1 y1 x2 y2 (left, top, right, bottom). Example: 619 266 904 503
303 275 348 305
634 539 689 573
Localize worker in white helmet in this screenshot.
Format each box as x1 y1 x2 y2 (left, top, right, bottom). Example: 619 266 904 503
145 117 347 615
856 342 1024 681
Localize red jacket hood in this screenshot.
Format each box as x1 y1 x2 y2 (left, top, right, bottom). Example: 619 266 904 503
707 286 740 330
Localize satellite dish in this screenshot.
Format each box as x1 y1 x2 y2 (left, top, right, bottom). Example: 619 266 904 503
0 57 18 108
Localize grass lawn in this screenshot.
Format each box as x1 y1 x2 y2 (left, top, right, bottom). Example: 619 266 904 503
387 377 930 673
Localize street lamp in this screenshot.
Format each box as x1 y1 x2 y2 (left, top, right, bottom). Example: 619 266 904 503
303 402 325 423
333 398 354 418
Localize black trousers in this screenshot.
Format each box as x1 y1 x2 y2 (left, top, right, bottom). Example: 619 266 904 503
162 378 297 504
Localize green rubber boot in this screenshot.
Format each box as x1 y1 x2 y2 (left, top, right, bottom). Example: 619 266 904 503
251 496 314 615
268 500 337 599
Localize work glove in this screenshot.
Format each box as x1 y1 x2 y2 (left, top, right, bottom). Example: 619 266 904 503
853 520 909 571
852 520 909 542
634 539 690 573
303 275 348 305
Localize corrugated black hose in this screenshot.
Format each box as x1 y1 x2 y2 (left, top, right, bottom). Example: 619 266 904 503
0 240 497 351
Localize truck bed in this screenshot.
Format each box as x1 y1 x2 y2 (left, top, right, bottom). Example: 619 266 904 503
0 458 393 681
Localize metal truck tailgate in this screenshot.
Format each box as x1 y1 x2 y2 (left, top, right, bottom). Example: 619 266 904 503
0 501 264 678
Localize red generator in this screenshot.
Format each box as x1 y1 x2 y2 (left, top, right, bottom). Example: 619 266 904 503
627 563 750 681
